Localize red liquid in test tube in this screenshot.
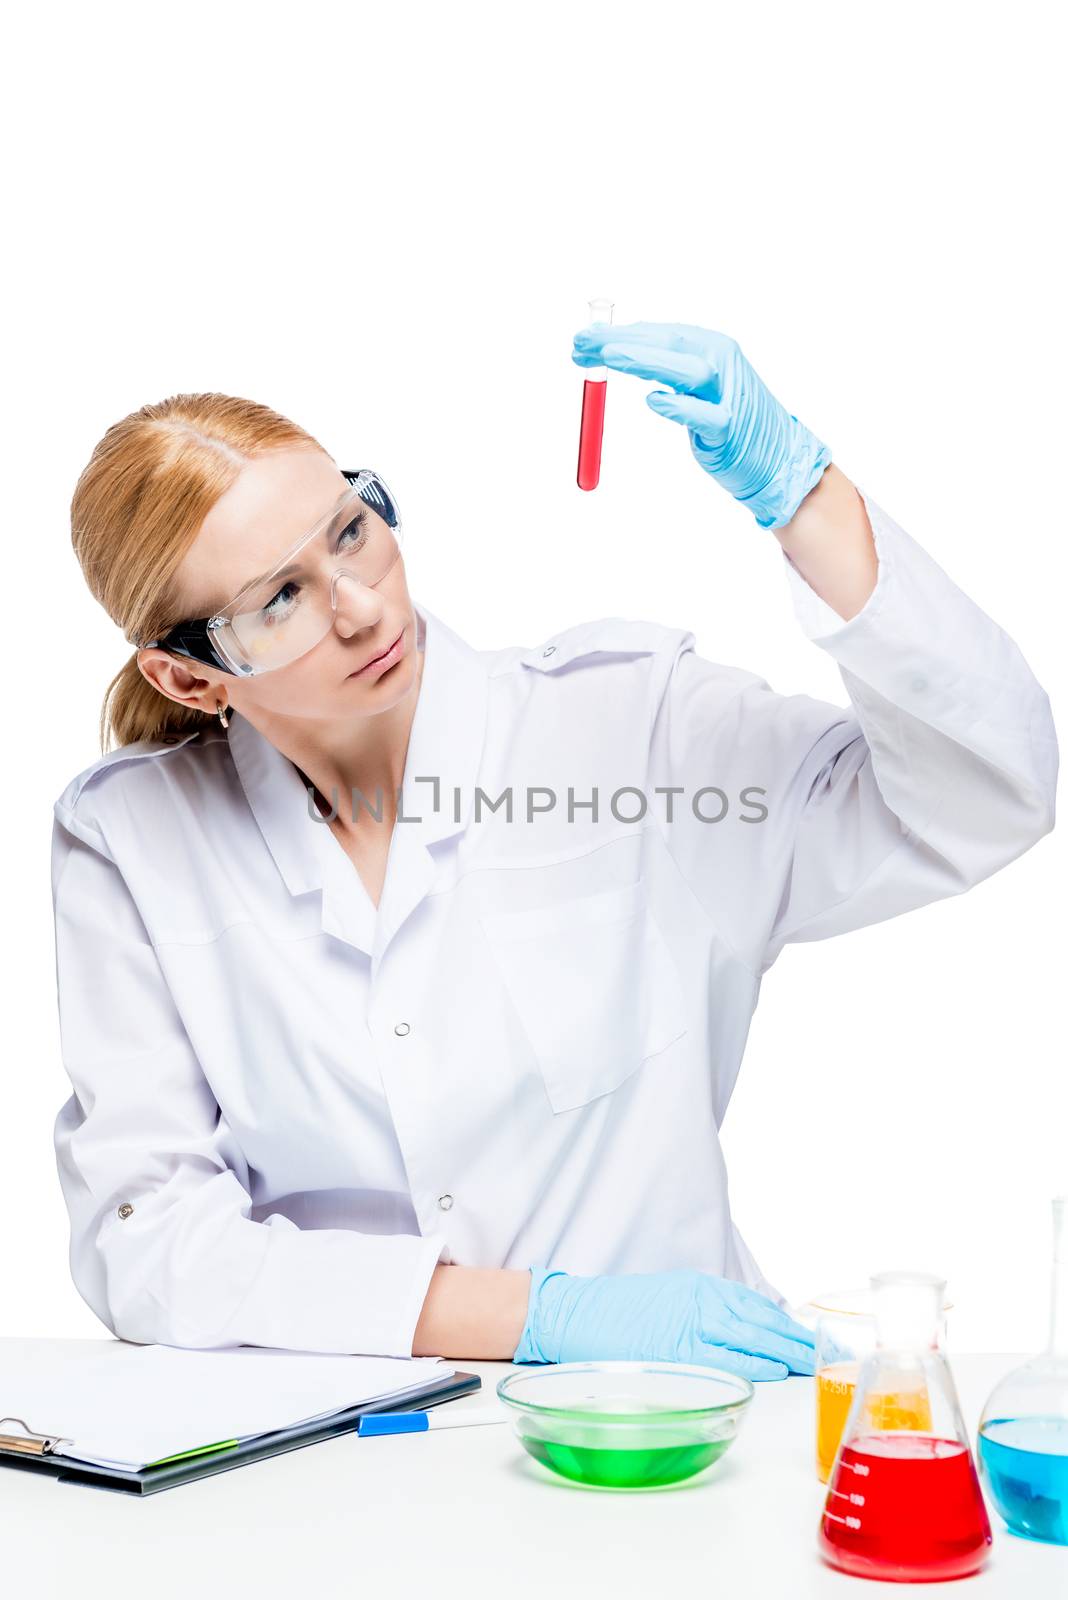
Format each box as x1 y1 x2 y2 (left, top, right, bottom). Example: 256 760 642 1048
577 297 613 491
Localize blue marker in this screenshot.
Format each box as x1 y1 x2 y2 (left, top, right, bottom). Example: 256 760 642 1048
358 1406 507 1437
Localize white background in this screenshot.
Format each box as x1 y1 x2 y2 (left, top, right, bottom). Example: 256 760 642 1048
4 0 1064 1352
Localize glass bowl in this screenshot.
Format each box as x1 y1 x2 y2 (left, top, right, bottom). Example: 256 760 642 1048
496 1361 754 1489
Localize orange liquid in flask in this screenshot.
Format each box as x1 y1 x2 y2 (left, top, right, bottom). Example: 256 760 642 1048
816 1362 933 1483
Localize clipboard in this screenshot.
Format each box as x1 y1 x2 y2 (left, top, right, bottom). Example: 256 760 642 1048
0 1367 481 1496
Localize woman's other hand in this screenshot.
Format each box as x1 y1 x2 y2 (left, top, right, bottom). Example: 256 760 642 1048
514 1265 817 1381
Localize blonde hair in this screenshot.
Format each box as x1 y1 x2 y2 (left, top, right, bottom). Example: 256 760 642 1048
71 393 328 752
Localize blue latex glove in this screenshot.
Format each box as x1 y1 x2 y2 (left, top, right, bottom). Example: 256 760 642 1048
571 321 831 530
513 1265 816 1382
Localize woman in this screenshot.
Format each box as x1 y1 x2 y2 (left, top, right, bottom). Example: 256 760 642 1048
51 323 1057 1379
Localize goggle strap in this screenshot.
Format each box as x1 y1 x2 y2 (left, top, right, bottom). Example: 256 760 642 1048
341 468 400 530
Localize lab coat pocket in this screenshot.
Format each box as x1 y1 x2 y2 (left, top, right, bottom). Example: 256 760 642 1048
478 877 688 1114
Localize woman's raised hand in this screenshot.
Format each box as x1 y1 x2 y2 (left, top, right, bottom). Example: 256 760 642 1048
572 321 831 531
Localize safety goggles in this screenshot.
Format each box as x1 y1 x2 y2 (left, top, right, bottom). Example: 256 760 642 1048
134 469 403 677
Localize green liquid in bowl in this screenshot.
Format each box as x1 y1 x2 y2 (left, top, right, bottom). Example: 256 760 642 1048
521 1432 731 1488
498 1362 753 1491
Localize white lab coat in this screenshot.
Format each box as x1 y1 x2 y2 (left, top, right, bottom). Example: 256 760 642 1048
50 491 1057 1355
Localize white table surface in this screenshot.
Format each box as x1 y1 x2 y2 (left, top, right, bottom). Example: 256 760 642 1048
4 1352 1066 1598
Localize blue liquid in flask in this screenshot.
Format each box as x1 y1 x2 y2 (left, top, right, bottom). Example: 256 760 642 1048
978 1416 1068 1545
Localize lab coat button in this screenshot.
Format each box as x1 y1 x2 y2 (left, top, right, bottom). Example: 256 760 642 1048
911 674 927 692
394 1022 411 1036
437 1194 454 1211
117 1203 134 1219
542 644 556 657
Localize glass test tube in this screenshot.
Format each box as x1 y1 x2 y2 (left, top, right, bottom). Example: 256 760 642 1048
577 298 614 491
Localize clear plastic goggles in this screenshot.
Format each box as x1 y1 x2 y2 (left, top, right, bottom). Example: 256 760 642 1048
142 470 404 677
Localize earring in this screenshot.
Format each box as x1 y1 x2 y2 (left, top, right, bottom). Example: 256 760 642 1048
216 700 230 729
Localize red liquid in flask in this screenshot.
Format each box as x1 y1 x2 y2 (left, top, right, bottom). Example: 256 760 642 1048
577 378 607 490
820 1433 992 1582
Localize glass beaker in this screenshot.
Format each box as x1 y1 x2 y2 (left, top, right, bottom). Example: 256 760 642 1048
978 1194 1068 1545
807 1287 948 1483
818 1271 992 1582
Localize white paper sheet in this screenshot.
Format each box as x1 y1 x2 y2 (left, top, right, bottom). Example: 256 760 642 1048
0 1338 452 1470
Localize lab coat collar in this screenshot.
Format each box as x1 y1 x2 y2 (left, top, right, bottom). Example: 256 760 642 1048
226 692 323 900
226 600 489 965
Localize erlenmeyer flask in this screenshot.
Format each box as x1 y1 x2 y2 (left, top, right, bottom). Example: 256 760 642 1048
818 1270 992 1582
978 1194 1068 1544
